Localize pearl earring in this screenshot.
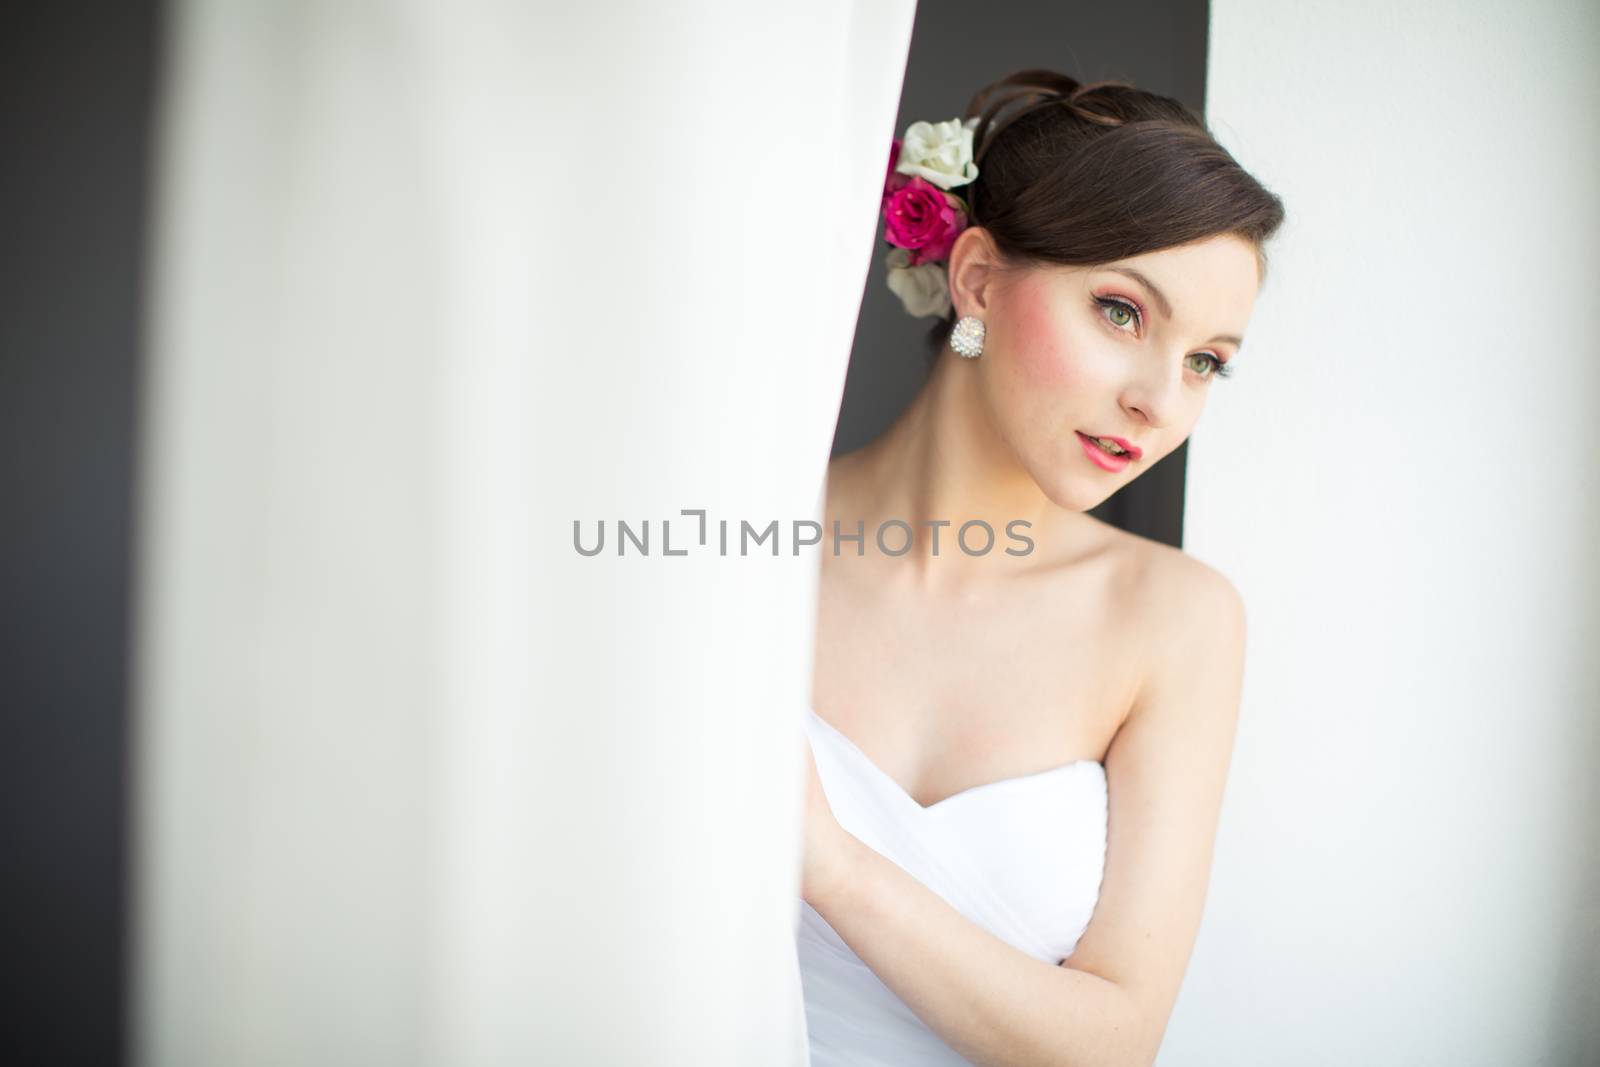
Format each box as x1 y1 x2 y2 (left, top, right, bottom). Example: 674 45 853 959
950 315 986 359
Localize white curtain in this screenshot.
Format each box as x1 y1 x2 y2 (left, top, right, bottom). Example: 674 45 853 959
132 3 917 1063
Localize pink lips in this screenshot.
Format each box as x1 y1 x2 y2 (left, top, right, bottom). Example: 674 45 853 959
1076 431 1136 472
1094 434 1141 459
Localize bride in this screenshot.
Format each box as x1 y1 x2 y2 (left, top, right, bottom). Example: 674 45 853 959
797 69 1285 1066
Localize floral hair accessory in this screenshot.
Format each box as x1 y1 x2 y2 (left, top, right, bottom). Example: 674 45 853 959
881 116 979 318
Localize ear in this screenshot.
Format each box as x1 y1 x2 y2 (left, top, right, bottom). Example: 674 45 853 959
947 226 1004 320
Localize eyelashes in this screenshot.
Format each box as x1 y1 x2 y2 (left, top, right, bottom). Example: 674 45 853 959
1094 293 1145 332
1092 294 1233 381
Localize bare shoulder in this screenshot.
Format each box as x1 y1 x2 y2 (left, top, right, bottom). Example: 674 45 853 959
1102 528 1246 666
1122 537 1247 747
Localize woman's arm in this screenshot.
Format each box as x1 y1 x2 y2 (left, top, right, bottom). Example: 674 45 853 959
802 558 1247 1067
805 828 1146 1067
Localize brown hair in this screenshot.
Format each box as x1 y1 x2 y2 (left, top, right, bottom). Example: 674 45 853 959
923 68 1286 362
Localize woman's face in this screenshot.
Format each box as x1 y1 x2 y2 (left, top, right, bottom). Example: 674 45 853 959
966 234 1262 512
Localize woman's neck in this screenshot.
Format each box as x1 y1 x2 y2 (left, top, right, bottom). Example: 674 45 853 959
827 351 1099 593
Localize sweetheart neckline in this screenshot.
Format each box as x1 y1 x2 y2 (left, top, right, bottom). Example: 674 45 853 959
806 706 1105 815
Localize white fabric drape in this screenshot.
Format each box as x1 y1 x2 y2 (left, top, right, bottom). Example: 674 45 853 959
133 3 916 1064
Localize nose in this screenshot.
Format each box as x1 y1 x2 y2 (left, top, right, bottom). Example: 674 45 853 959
1118 353 1183 429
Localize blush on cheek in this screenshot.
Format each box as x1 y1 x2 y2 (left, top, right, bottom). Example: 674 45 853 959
1007 290 1079 389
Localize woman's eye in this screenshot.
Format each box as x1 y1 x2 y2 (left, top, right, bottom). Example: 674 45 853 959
1185 352 1222 378
1095 296 1140 332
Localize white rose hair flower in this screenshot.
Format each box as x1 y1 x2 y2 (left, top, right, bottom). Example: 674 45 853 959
883 247 953 319
894 117 980 190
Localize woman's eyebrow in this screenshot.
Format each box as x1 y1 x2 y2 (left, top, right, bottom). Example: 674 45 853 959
1105 265 1244 348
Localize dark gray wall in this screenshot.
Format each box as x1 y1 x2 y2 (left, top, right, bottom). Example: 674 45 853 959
832 0 1212 548
1 3 159 1064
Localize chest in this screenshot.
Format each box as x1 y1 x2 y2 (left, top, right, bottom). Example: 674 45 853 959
809 559 1139 807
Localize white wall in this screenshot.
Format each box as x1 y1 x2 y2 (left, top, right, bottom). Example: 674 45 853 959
1179 1 1600 1063
133 3 914 1064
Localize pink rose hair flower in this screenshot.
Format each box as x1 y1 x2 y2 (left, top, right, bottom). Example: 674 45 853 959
883 176 968 265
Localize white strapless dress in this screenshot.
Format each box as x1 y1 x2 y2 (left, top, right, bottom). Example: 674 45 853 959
796 706 1109 1067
